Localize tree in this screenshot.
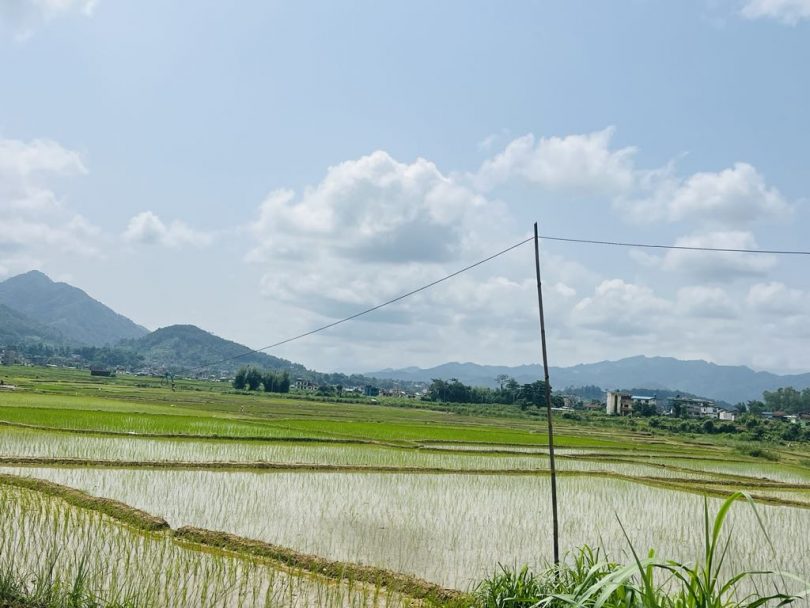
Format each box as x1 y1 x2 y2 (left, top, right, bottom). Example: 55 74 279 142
495 374 510 390
781 422 801 442
245 367 262 391
262 372 277 393
278 371 291 393
763 387 809 414
261 370 291 393
633 401 657 417
233 368 247 390
504 378 520 404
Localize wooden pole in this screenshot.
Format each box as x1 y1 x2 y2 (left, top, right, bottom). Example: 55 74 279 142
534 221 560 565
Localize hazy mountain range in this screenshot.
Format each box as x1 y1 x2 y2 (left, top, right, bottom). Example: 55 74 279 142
370 358 810 404
1 270 809 402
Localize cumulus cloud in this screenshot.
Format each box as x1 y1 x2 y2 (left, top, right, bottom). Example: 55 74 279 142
654 231 777 280
242 149 547 365
237 138 808 372
248 151 503 266
0 136 100 259
123 211 212 248
741 0 810 24
676 286 737 319
746 282 807 315
620 162 790 226
475 127 637 194
571 279 672 336
1 0 98 39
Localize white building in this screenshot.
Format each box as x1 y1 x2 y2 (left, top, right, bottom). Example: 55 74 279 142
606 391 633 416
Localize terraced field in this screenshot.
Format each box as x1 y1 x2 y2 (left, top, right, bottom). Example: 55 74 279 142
0 365 808 606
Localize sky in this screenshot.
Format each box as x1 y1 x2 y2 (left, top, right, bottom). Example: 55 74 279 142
1 0 809 375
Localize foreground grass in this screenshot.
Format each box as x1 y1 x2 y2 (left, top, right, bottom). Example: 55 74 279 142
477 493 808 608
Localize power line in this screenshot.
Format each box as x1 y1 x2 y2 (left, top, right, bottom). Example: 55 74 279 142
537 235 810 256
192 231 809 372
192 236 534 371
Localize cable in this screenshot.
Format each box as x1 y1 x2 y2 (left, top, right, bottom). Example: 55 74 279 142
192 231 809 372
537 235 810 256
192 236 534 371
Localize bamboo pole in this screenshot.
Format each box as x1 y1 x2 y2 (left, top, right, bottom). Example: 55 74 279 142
534 221 560 565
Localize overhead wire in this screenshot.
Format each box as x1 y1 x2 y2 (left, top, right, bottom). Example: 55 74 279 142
536 235 810 256
191 235 534 371
192 231 809 371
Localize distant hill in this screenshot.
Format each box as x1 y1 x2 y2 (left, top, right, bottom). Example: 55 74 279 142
0 271 148 346
371 356 810 404
0 303 67 346
125 324 307 375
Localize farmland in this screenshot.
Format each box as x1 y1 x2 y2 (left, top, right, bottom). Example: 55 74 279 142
0 365 809 606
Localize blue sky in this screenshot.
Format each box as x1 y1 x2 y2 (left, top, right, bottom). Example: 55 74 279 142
1 0 809 374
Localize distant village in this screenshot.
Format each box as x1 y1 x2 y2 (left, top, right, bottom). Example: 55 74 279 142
602 390 806 424
3 345 808 425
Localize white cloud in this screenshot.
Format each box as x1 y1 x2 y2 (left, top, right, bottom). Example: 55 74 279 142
248 150 508 272
123 211 212 248
741 0 810 24
0 136 100 258
477 134 498 152
641 231 777 281
1 0 98 39
666 163 789 224
676 286 737 319
243 149 542 365
620 162 790 226
238 139 808 373
475 127 637 194
572 279 672 336
0 137 86 178
746 282 807 315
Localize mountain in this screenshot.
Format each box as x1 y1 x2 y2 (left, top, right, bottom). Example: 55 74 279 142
0 271 148 347
125 324 307 375
371 356 810 404
0 303 68 346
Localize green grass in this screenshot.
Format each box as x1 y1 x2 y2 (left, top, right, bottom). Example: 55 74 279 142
476 493 808 608
3 364 806 458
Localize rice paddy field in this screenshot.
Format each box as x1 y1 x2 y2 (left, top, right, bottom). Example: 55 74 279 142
0 365 808 606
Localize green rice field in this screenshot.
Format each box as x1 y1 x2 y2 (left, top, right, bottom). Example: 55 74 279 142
0 365 808 606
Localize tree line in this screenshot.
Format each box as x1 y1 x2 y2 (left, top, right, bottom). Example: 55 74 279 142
426 377 563 410
232 367 291 393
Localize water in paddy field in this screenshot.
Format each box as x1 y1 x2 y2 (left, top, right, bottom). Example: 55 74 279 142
0 484 413 608
3 465 808 598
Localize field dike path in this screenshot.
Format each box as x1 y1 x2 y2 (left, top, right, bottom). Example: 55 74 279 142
0 472 468 604
3 455 810 501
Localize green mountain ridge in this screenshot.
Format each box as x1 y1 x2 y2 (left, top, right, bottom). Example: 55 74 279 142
0 303 68 346
123 324 307 375
0 271 148 346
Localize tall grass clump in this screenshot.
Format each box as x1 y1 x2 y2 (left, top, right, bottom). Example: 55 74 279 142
476 493 808 608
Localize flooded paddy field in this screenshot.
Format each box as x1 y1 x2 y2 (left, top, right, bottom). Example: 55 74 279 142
1 366 809 606
0 482 415 608
3 466 808 592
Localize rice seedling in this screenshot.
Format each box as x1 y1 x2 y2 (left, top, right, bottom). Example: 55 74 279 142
0 482 418 608
4 468 807 593
1 427 793 485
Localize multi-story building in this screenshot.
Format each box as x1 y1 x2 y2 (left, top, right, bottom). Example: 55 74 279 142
605 391 633 416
